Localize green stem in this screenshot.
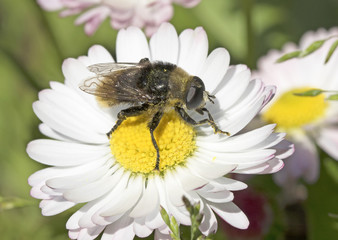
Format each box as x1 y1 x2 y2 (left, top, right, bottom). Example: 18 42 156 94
241 0 255 68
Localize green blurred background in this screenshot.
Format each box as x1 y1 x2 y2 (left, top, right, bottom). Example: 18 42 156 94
1 0 338 239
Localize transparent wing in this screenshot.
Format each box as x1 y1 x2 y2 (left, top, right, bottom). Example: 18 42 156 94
80 63 154 106
87 62 141 75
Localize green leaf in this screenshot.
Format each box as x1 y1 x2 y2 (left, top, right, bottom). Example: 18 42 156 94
183 195 193 214
160 208 181 240
293 89 324 97
299 39 326 57
170 216 180 238
325 39 338 63
276 50 301 63
160 207 171 227
327 93 338 101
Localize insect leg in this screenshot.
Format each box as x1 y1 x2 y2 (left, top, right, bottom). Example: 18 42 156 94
107 104 150 138
148 111 164 171
175 106 230 136
204 91 216 104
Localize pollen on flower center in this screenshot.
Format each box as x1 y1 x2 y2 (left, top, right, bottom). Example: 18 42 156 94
110 110 196 174
263 87 328 130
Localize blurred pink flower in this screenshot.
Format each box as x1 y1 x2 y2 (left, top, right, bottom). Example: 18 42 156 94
254 27 338 186
37 0 201 36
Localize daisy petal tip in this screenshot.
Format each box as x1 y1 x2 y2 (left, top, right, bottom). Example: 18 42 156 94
88 44 105 54
242 219 250 230
278 161 285 172
195 26 206 33
68 230 79 240
158 22 175 30
61 58 78 74
27 174 37 187
26 140 37 159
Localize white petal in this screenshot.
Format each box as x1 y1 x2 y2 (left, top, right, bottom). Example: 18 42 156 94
62 58 94 91
223 78 264 113
133 219 153 238
174 166 209 191
220 96 266 136
235 158 284 174
260 158 284 174
116 26 150 62
154 176 191 225
129 177 159 218
273 139 295 159
30 183 50 199
198 190 234 203
40 197 76 216
150 23 179 64
210 202 249 229
46 157 111 190
196 148 275 165
87 45 114 64
27 139 110 166
41 185 62 196
154 229 171 240
234 162 270 174
197 124 276 151
38 124 70 141
201 48 230 93
90 173 131 226
215 65 250 109
145 209 165 230
199 200 218 236
100 175 143 217
33 101 107 144
102 216 135 240
252 132 286 150
35 88 110 143
202 177 247 192
63 166 123 203
67 210 84 230
163 170 189 206
76 200 121 228
69 229 80 239
49 81 113 124
178 27 208 75
28 156 108 187
187 156 236 179
77 226 105 240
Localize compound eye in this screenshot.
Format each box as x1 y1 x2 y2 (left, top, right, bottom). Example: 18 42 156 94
186 76 205 110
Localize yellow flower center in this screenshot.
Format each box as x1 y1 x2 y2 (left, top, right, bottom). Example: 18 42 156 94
263 87 328 130
110 110 196 174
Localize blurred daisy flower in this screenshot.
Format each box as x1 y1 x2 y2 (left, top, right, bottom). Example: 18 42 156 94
255 28 338 187
27 23 293 239
37 0 201 36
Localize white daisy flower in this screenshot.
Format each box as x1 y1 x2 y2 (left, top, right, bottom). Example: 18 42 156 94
254 27 338 186
37 0 201 36
27 23 293 239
